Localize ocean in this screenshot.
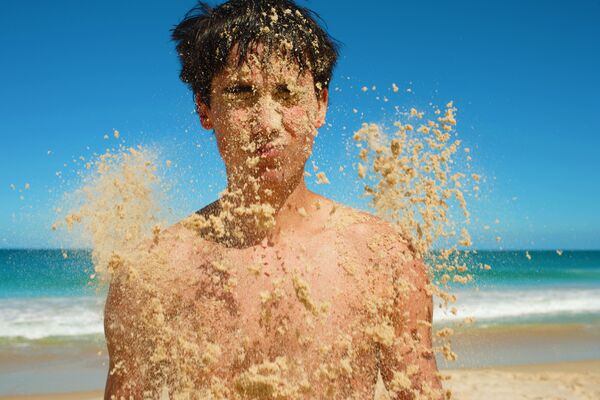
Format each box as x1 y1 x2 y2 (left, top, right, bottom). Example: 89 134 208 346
1 249 600 345
431 250 600 327
0 250 104 344
1 249 600 394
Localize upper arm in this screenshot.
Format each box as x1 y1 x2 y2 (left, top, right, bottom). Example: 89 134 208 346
370 229 444 399
104 268 152 399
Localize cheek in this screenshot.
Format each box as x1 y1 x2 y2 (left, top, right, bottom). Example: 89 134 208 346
220 107 250 132
215 108 252 154
282 105 316 139
282 106 317 159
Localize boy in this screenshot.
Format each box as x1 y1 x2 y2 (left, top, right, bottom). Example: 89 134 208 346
104 1 443 399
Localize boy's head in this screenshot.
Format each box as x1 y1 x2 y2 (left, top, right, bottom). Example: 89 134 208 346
172 0 339 199
172 0 339 107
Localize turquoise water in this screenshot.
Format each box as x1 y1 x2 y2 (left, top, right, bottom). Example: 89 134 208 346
0 249 96 298
428 250 600 326
0 250 103 342
431 250 600 289
1 249 599 342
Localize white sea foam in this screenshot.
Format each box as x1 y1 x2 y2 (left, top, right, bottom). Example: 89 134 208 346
0 296 104 340
434 287 600 322
2 287 599 340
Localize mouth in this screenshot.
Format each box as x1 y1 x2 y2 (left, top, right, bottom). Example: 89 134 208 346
256 143 283 159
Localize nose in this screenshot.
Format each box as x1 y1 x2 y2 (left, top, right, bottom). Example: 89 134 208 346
255 96 283 140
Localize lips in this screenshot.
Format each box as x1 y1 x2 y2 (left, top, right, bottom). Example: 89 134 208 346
256 143 283 158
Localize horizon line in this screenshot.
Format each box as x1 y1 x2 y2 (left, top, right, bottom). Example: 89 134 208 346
1 247 598 252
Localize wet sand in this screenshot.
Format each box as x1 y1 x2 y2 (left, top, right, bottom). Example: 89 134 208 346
437 322 600 369
2 323 599 398
2 359 598 400
2 327 600 400
0 394 102 400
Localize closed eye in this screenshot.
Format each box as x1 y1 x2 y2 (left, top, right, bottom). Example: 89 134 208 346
276 84 291 95
274 84 299 104
224 84 255 94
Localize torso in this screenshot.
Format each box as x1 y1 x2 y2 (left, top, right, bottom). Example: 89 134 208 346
111 200 402 399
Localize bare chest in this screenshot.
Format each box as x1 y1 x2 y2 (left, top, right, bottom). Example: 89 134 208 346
162 235 377 376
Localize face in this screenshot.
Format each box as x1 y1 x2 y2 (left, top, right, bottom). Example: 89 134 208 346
196 46 328 201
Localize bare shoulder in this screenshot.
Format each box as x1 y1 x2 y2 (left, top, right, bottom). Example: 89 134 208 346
323 199 412 254
148 206 224 266
323 199 426 286
104 213 218 310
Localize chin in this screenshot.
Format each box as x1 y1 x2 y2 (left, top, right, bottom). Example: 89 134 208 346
259 166 302 194
259 166 285 185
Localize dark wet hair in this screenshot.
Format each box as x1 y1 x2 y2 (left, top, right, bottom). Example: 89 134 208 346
171 0 340 106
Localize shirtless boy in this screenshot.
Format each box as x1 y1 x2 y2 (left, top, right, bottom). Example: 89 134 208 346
104 1 443 399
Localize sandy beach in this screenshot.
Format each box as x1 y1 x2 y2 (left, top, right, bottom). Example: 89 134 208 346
1 359 599 399
445 359 600 400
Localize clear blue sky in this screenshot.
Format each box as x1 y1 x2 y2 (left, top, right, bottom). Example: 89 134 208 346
1 0 599 249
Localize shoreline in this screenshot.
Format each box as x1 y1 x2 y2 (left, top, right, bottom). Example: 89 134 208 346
436 321 600 369
1 359 598 400
2 322 599 397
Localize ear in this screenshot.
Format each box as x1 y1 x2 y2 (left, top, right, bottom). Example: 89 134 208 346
195 94 213 130
314 88 329 129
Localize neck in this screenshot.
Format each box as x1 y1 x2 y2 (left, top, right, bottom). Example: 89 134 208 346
270 178 313 231
221 177 315 247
